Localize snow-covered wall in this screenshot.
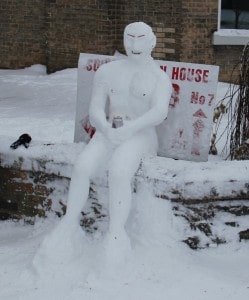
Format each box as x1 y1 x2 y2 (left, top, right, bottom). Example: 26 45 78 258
0 136 249 220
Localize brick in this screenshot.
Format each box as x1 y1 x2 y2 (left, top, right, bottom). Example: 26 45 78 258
156 32 166 38
165 38 175 44
163 28 176 33
163 48 175 54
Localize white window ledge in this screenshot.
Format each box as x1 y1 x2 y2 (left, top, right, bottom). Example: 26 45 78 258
213 29 249 45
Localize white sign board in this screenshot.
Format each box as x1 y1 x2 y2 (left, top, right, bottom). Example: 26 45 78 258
75 53 219 162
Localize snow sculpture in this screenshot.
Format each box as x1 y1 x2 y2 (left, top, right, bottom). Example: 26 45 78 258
35 22 172 266
66 21 171 241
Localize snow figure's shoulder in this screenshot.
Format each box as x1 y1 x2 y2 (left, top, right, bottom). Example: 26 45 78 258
96 59 126 75
93 59 126 84
153 63 171 84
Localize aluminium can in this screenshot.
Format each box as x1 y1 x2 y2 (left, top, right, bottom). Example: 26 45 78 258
112 116 123 128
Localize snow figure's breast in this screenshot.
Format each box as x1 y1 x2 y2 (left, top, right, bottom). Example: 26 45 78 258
129 72 157 115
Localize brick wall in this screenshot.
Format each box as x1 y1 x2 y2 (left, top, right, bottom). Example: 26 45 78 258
0 166 59 221
106 0 182 62
0 0 244 82
214 45 244 82
0 0 46 69
0 0 181 72
0 161 72 221
45 0 183 71
179 0 243 83
180 0 218 65
45 0 115 72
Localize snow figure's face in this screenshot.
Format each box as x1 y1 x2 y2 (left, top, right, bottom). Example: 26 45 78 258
124 22 156 60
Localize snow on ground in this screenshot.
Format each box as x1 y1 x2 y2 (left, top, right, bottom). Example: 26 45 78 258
0 66 248 300
0 65 77 143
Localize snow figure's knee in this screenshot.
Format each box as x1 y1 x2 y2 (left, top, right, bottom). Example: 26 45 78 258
73 157 92 178
109 165 132 185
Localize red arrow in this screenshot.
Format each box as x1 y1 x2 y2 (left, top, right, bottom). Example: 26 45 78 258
193 109 207 118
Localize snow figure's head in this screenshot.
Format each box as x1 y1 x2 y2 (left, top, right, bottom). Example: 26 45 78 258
124 22 156 60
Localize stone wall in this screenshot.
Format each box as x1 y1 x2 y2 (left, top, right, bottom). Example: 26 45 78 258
1 138 249 222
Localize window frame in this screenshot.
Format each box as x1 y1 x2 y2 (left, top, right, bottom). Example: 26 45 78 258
213 0 249 45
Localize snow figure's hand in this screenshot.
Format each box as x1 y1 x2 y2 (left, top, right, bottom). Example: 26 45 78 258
106 125 133 146
98 122 112 138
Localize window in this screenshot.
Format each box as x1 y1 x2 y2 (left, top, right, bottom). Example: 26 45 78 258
213 0 249 45
220 0 249 29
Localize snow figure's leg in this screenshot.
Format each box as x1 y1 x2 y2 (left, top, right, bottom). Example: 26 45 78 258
108 148 140 239
108 129 157 236
63 132 110 228
104 128 158 266
33 133 110 268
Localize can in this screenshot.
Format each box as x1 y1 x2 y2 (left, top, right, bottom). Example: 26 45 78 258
112 116 123 128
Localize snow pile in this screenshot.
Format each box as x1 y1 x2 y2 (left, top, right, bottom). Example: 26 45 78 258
0 187 248 300
215 29 249 37
0 65 77 143
0 66 248 300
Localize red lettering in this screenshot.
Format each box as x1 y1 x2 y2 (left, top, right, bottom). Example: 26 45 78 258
171 67 210 83
203 70 209 83
172 67 179 80
93 59 100 71
179 68 186 81
192 119 205 136
208 94 215 106
160 65 167 72
195 69 202 82
86 59 93 71
85 58 113 72
187 68 194 82
86 65 92 71
199 95 205 105
191 91 213 105
191 91 199 104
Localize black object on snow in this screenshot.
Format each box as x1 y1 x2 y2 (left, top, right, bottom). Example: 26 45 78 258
10 133 32 149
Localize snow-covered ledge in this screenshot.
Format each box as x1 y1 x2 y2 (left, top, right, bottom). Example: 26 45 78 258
1 136 249 203
137 157 249 202
212 29 249 45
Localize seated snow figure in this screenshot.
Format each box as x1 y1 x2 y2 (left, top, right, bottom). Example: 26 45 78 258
63 22 172 253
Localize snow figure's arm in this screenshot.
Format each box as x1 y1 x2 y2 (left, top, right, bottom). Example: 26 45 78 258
89 68 110 135
129 75 172 131
108 74 172 145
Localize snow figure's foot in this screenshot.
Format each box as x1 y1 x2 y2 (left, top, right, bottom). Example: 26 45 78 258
102 230 132 276
33 218 86 273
